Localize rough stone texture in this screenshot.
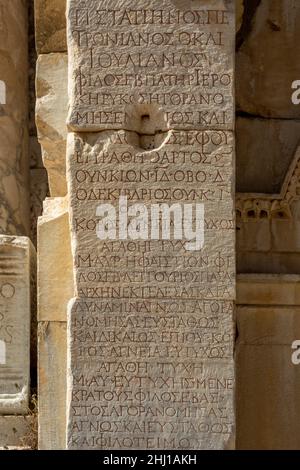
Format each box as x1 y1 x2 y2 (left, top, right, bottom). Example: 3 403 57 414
237 274 300 306
38 322 67 450
237 143 300 274
236 117 300 194
0 236 35 414
0 0 30 236
0 416 35 448
35 273 300 450
30 169 49 247
38 197 73 449
35 0 67 54
236 274 300 450
66 0 235 451
38 197 74 323
36 54 68 197
67 0 235 132
66 130 235 449
237 0 300 118
29 137 43 170
29 0 38 138
237 200 300 274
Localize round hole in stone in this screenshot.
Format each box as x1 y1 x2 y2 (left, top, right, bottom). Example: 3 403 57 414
125 104 168 151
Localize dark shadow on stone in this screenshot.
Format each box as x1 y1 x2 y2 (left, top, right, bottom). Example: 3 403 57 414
236 0 262 51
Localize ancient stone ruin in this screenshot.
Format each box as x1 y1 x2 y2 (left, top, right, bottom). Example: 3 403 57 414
0 0 300 450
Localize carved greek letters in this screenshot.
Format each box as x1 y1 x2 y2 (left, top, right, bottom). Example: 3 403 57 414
67 0 235 450
67 0 235 132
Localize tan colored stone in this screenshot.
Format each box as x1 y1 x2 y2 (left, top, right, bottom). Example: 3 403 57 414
66 127 235 450
30 137 43 170
35 0 67 54
0 0 30 236
0 236 36 414
237 251 300 276
236 276 300 449
38 322 67 450
38 197 74 322
237 0 300 118
236 279 300 450
238 306 300 345
236 0 243 32
236 117 300 194
30 169 49 246
236 343 300 450
67 0 235 132
0 416 35 448
36 54 68 197
237 274 300 306
29 0 38 138
37 197 73 449
67 130 235 299
38 274 300 450
237 218 271 254
66 0 235 451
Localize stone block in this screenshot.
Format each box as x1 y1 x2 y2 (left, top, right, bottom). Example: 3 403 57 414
237 0 300 118
37 197 73 449
30 169 49 246
236 301 300 449
0 236 35 414
67 0 235 132
237 251 300 275
38 322 67 450
237 306 300 345
236 117 300 194
0 0 30 236
237 274 300 306
37 197 74 323
270 201 300 254
237 219 271 253
30 137 43 170
36 54 68 197
0 415 35 448
35 0 67 53
66 0 235 451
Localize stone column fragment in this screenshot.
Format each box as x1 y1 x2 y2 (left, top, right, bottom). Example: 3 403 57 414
0 236 35 414
66 0 236 450
38 197 74 449
36 54 68 197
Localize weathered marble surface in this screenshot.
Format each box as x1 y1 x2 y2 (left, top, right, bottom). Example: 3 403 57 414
66 130 235 448
38 197 74 449
237 0 300 118
35 0 67 53
67 0 235 132
0 415 35 448
0 0 30 236
36 54 68 197
66 0 236 451
30 169 49 246
236 118 300 194
236 274 300 450
0 236 35 414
